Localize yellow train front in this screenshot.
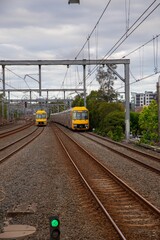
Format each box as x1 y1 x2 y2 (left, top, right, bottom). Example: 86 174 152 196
51 106 89 131
35 110 47 126
71 106 89 130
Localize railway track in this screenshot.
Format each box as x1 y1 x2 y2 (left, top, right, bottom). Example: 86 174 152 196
52 124 160 240
78 132 160 175
0 127 44 164
0 122 33 138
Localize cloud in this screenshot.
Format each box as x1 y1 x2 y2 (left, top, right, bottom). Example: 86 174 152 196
0 0 159 99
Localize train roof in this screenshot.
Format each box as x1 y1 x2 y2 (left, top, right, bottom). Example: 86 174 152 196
35 110 47 114
50 106 88 116
72 106 88 111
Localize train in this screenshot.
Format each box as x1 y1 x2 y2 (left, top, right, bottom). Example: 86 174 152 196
35 110 47 126
50 106 89 131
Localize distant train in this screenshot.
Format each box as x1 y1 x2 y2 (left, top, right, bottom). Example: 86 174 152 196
50 106 89 131
35 110 47 126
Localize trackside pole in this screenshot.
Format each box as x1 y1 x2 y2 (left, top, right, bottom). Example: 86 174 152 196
83 63 86 107
125 63 130 142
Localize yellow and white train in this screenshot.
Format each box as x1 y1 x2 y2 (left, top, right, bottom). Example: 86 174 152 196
50 106 89 131
35 110 47 126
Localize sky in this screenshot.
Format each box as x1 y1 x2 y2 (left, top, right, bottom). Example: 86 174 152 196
0 0 160 101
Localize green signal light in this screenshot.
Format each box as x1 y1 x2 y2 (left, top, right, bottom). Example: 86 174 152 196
51 219 59 227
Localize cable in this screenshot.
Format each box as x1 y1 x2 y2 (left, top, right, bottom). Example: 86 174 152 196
85 1 160 81
63 1 159 96
62 1 112 94
75 0 112 60
56 67 69 99
6 67 31 90
115 70 160 91
125 0 131 34
122 34 160 58
105 1 159 58
153 35 159 73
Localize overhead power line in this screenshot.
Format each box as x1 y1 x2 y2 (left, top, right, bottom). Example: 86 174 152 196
105 0 159 58
122 34 160 58
60 1 112 93
115 70 160 91
85 1 160 81
63 1 159 94
75 0 112 60
6 67 31 90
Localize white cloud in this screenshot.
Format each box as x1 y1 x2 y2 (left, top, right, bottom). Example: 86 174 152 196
0 0 159 99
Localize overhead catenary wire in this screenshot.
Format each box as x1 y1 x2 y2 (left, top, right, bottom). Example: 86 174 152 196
62 1 159 96
87 34 160 91
6 67 31 90
85 1 160 81
122 34 160 58
74 0 112 60
5 67 40 99
125 0 131 34
83 0 160 91
62 0 112 93
153 35 159 73
103 0 159 59
56 67 69 99
115 70 160 91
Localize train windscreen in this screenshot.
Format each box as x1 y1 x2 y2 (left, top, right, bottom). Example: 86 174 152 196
36 114 46 119
72 111 88 120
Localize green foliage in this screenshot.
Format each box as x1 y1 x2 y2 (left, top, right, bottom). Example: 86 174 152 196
98 102 124 122
107 126 124 141
139 100 158 144
130 111 141 137
85 90 125 131
72 94 84 107
71 89 159 145
100 111 125 141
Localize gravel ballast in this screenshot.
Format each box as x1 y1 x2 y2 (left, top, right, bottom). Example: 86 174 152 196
0 126 119 239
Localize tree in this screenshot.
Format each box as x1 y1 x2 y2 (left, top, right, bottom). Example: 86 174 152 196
72 93 84 107
86 91 102 129
130 112 140 137
96 65 118 102
101 111 125 141
139 100 158 144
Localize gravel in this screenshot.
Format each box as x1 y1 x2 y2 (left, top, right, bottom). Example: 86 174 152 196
69 130 160 210
0 126 119 240
0 124 159 239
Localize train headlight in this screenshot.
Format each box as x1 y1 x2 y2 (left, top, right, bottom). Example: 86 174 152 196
74 124 77 127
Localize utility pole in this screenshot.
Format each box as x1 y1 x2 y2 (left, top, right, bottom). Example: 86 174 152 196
83 62 86 107
157 76 160 142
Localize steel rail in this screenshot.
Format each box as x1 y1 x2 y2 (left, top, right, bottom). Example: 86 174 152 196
0 122 33 138
0 127 38 151
80 132 160 175
88 132 160 163
53 127 126 240
0 127 44 164
55 126 160 214
52 124 160 239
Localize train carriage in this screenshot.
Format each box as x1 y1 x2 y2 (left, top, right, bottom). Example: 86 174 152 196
35 110 47 126
51 106 89 130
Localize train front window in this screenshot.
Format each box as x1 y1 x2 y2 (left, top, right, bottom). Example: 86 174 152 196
72 111 88 120
82 111 88 120
36 114 46 119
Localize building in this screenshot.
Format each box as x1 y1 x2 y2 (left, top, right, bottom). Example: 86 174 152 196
131 91 157 109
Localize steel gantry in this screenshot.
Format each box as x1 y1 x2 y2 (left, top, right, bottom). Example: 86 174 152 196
0 59 130 140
